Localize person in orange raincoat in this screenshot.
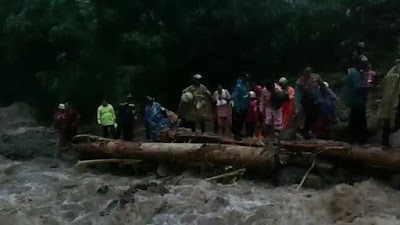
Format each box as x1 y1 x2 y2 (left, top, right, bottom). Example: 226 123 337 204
278 77 295 130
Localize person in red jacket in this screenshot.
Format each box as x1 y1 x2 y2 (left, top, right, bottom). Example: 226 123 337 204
254 85 265 138
54 103 68 156
278 77 295 130
245 91 259 137
54 103 80 157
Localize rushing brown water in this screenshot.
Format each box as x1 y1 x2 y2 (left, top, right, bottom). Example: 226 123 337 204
1 157 400 225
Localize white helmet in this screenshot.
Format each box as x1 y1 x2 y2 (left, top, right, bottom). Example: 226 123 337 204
181 92 194 103
278 77 288 85
193 74 203 80
249 91 256 99
58 103 66 110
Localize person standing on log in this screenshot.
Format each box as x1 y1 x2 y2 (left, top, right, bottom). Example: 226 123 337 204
278 77 295 130
212 84 232 136
97 100 116 138
245 91 259 137
116 94 137 141
145 96 174 141
181 74 212 133
231 77 250 141
344 57 371 143
379 59 400 146
312 82 337 139
254 85 265 138
295 67 325 139
261 81 289 136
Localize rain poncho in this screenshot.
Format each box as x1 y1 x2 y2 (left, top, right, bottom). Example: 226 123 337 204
295 74 324 113
282 86 295 129
145 102 175 140
231 79 250 112
181 84 212 122
378 71 400 121
343 68 367 108
97 104 116 126
319 87 337 120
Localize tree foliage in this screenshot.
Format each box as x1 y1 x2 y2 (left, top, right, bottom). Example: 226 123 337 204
0 0 399 120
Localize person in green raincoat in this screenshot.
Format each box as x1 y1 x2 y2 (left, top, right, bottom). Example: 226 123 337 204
97 100 116 138
180 74 212 133
379 59 400 146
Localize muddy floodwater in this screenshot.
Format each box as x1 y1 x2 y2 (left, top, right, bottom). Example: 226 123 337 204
1 158 400 225
1 103 400 225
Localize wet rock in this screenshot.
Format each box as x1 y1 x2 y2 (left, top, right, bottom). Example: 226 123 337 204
61 184 79 190
277 166 307 186
389 174 400 189
105 199 119 212
164 175 185 186
156 164 170 177
49 164 59 169
389 129 400 148
305 194 313 198
1 134 11 143
280 128 297 141
119 197 132 208
205 196 230 211
133 181 150 191
334 167 369 184
97 185 109 194
315 160 335 174
1 165 16 176
148 183 169 196
120 181 155 198
302 174 327 189
133 197 167 222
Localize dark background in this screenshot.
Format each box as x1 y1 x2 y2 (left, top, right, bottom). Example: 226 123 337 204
1 0 399 121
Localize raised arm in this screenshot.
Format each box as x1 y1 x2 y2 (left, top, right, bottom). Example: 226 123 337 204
110 105 116 123
97 107 101 125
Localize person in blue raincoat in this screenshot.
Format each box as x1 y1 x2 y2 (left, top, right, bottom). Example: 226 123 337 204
343 59 371 143
312 82 337 139
144 96 174 141
231 77 250 140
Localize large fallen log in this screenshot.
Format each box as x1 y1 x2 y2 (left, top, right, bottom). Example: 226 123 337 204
73 134 113 143
159 131 264 147
74 136 400 171
75 141 276 168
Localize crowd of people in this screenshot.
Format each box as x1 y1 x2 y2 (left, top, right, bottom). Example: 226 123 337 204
178 69 338 141
53 42 400 155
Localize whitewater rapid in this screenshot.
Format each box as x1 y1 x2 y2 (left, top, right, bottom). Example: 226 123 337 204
1 157 400 225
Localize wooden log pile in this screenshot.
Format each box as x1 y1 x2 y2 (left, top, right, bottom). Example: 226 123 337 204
74 140 275 168
73 133 400 171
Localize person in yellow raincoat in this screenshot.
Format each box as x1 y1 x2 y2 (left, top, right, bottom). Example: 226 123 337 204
379 59 400 146
180 74 212 133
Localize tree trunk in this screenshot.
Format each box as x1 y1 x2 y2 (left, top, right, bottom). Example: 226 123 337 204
74 135 400 171
75 141 275 168
159 131 263 147
281 143 400 170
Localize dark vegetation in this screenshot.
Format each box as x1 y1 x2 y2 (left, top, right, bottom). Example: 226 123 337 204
0 0 400 121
